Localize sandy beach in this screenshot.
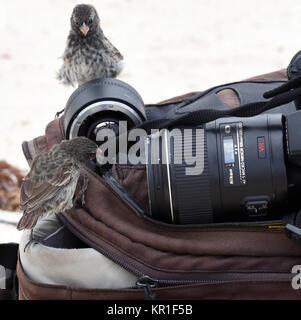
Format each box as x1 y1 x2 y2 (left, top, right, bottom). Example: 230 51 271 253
1 0 301 242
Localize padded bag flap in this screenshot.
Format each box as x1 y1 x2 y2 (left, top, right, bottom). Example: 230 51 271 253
16 258 301 300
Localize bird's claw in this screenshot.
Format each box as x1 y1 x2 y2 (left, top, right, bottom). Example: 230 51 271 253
80 174 89 206
55 108 65 119
24 230 35 252
24 239 34 252
73 174 89 207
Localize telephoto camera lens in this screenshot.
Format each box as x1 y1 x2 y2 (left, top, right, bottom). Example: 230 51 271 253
63 78 146 144
146 112 301 225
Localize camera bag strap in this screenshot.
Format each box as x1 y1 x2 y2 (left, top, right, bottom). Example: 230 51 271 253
137 76 301 132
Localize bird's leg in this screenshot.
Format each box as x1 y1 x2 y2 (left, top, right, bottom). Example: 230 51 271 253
55 108 65 119
23 229 34 253
79 174 89 206
73 174 89 207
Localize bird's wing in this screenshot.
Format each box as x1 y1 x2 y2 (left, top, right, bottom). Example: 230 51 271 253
20 155 75 213
103 35 124 60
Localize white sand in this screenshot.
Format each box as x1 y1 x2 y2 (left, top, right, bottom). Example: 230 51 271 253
0 211 21 243
1 0 301 242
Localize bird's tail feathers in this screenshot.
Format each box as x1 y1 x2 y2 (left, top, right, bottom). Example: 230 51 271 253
17 212 40 231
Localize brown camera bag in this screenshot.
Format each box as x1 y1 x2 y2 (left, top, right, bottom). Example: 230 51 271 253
14 68 301 300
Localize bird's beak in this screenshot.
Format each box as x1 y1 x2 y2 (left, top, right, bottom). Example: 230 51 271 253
80 23 90 37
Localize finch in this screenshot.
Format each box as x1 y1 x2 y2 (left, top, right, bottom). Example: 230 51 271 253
17 137 97 234
57 4 124 87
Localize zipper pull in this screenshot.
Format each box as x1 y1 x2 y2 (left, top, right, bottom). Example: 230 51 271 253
136 276 158 300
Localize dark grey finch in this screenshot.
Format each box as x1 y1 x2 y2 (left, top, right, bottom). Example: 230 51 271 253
57 4 124 87
17 137 97 233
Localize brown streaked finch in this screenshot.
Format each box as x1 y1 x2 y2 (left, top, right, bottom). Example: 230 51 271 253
17 137 97 250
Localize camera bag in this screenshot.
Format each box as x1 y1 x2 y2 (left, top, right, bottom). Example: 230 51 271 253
2 67 301 300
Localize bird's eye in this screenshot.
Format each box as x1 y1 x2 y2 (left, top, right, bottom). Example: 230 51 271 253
73 19 80 26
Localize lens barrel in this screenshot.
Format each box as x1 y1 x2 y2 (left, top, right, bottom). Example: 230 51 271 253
146 128 213 224
146 114 289 225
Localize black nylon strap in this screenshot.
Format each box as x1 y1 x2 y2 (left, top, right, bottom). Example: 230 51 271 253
137 101 266 133
138 77 301 132
264 77 301 99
